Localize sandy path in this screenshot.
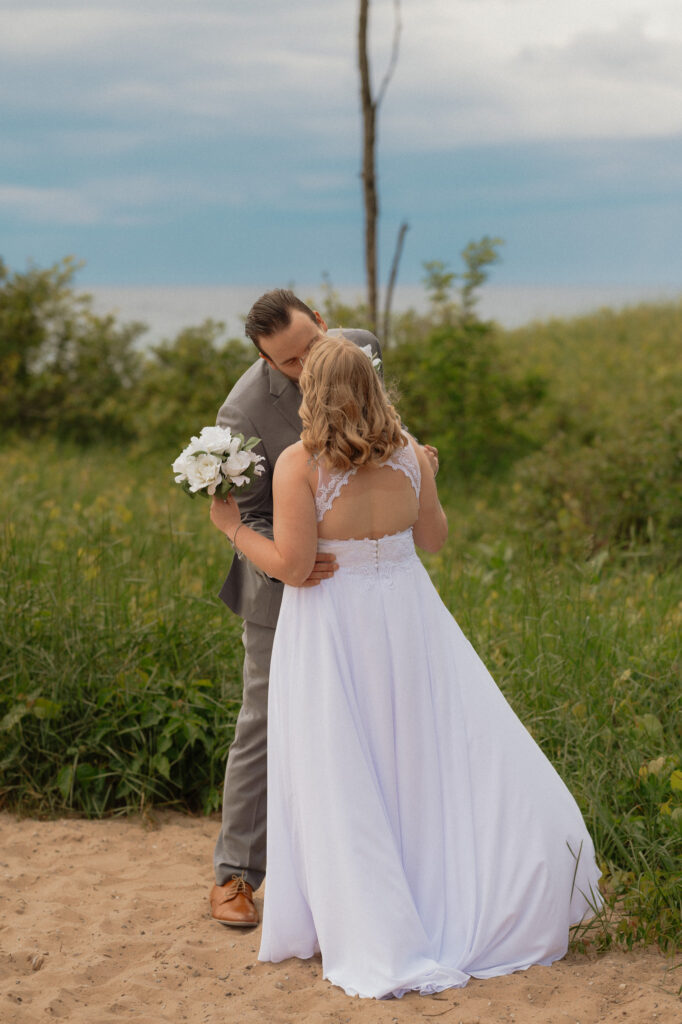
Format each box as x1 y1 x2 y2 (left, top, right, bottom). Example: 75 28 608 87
0 811 678 1024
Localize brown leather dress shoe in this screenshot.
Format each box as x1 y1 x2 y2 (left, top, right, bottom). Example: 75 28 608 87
209 875 258 927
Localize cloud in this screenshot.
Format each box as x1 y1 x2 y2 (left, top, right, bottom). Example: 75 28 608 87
509 17 682 136
0 2 361 176
0 184 103 225
0 173 225 227
2 0 681 161
0 155 359 230
380 4 682 147
0 8 144 56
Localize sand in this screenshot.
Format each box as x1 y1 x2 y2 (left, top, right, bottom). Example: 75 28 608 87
0 810 679 1024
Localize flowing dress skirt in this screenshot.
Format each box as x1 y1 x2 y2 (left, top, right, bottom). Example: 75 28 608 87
258 530 601 999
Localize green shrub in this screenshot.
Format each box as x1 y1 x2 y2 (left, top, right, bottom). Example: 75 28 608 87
512 408 682 557
499 302 682 450
388 321 546 477
1 675 238 816
0 258 255 450
0 257 146 444
130 322 254 452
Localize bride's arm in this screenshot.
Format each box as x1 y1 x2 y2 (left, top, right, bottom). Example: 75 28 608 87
210 444 318 587
411 441 448 553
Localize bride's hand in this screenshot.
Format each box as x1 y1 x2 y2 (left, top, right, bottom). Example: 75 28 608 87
210 493 242 540
422 444 439 476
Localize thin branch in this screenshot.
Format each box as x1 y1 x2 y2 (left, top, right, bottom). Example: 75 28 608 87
383 220 409 346
375 0 402 110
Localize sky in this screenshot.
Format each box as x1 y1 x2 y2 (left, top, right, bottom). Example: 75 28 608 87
2 0 682 291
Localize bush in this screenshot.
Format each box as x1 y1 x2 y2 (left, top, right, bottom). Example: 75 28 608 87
388 321 546 477
0 258 256 450
0 258 146 443
131 322 254 452
512 408 682 557
1 675 238 816
500 302 682 450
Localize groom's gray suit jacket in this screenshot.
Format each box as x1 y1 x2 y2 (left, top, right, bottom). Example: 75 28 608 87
216 328 381 628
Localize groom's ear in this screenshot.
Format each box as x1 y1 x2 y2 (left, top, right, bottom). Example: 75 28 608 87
257 341 275 368
313 311 328 332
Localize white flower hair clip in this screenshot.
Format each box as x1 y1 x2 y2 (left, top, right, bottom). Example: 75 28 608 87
359 344 382 373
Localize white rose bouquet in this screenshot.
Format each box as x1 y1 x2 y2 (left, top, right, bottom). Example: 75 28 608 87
172 425 265 499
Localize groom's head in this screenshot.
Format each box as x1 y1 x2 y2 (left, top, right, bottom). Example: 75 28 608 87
245 289 327 382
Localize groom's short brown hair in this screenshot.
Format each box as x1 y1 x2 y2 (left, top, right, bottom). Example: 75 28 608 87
245 289 317 353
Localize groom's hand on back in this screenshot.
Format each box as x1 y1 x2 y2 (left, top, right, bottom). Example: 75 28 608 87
299 552 338 588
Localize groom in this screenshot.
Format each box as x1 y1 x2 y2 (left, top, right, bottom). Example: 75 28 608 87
209 289 381 926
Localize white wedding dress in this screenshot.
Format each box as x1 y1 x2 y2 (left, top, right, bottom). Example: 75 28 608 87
258 439 601 999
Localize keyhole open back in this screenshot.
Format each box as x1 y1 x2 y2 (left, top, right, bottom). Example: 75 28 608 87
314 437 421 541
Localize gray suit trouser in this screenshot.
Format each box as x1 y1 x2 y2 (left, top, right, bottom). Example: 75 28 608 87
213 619 275 891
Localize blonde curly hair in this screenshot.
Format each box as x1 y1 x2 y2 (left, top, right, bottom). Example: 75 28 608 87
299 336 406 471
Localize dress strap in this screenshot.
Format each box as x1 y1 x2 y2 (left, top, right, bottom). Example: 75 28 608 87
315 460 357 522
384 435 421 498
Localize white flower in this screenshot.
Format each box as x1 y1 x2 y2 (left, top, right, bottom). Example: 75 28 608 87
222 447 253 478
171 446 194 480
359 344 382 372
182 451 224 494
189 425 233 455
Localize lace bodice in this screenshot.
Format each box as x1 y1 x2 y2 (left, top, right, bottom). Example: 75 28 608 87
317 529 419 585
314 438 421 522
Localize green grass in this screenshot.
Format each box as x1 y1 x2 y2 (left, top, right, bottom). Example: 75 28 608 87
1 441 245 816
1 443 680 954
498 300 682 440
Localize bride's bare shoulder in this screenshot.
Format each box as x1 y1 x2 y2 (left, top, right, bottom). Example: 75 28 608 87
275 441 314 476
273 442 318 503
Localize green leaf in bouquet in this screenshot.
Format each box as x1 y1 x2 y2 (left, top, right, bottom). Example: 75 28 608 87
212 478 233 498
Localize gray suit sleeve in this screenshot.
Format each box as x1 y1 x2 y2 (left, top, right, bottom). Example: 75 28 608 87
215 403 274 544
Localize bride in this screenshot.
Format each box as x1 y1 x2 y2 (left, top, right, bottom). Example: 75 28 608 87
210 336 601 999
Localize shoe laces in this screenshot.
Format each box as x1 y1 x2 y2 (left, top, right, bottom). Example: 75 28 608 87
229 874 249 894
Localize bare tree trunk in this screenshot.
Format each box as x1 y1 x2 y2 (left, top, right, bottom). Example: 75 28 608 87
358 0 378 333
357 0 402 338
383 220 409 347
